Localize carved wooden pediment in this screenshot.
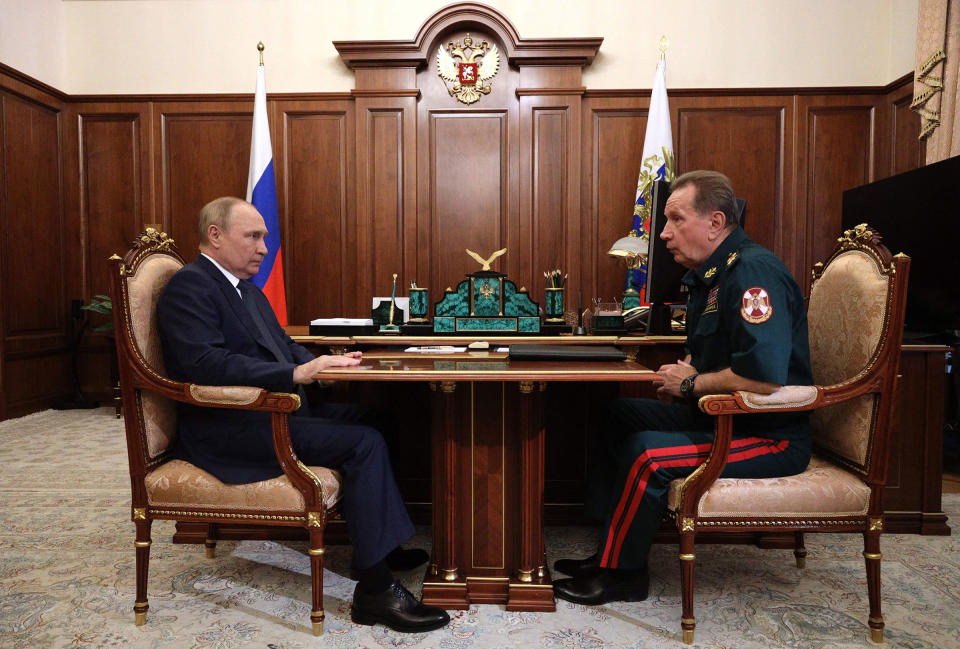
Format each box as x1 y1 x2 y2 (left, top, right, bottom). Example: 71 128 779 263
334 2 601 70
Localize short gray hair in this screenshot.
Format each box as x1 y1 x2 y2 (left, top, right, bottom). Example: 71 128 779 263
198 196 248 244
671 170 739 227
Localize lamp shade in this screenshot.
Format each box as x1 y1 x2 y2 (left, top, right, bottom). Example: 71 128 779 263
607 235 649 258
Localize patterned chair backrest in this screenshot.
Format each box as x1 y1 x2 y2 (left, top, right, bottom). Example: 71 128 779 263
123 250 183 460
806 248 891 474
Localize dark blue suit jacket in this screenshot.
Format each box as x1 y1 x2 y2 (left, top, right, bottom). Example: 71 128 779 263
157 254 314 483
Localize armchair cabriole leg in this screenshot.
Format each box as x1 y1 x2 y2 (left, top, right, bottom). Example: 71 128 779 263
794 532 807 569
679 534 696 644
309 528 325 636
134 519 152 626
863 532 883 643
205 523 217 559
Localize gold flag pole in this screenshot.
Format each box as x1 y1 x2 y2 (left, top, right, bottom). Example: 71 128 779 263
257 41 264 66
658 35 669 60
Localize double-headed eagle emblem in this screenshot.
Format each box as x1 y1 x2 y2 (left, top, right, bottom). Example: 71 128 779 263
437 34 499 105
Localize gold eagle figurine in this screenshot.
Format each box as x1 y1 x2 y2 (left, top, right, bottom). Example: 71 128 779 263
466 248 507 271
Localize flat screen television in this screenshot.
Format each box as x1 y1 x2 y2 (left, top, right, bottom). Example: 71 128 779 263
841 154 960 340
643 180 747 334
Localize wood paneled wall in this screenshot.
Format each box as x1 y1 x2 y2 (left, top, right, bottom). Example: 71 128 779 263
0 48 922 416
0 69 72 419
585 87 922 305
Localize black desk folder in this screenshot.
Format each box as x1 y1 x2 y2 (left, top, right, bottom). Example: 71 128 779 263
508 344 627 361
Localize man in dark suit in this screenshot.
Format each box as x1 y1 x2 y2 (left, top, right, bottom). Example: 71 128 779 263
157 196 449 633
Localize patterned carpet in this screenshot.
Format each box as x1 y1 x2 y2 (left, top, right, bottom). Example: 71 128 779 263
1 407 958 648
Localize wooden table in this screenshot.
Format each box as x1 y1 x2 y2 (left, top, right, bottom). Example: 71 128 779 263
171 338 948 580
316 349 658 611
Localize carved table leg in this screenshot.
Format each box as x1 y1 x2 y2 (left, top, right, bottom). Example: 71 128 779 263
422 381 468 608
507 381 554 611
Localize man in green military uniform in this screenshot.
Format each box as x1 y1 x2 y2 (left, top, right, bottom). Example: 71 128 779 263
554 170 813 605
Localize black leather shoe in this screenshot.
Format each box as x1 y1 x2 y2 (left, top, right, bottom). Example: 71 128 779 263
553 568 649 605
351 581 450 633
553 552 600 577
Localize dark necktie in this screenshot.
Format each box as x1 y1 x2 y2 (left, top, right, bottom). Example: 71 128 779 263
238 281 309 415
238 281 288 363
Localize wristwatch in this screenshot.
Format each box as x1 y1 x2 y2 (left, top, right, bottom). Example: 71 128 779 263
680 372 699 401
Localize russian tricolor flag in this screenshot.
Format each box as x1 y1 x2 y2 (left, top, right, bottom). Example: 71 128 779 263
246 63 288 326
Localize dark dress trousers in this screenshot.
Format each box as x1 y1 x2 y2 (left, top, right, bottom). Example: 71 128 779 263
156 254 414 568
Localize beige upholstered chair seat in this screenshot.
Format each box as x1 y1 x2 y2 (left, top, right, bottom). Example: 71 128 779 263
667 455 870 518
146 459 342 511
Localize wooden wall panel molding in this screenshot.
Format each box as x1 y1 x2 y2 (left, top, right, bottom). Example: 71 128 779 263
277 101 355 322
586 74 915 99
521 99 580 306
354 98 417 316
530 107 568 290
1 93 67 341
155 104 254 258
798 97 877 277
70 104 153 401
884 75 924 178
0 63 67 103
583 96 795 300
427 110 508 294
0 84 70 416
891 93 924 177
78 112 145 297
674 103 792 274
582 100 650 304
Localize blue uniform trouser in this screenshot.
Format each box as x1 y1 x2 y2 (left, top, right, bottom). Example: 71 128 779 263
586 398 811 571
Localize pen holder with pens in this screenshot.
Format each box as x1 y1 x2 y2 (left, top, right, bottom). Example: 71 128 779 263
543 269 566 325
544 288 564 323
409 287 429 322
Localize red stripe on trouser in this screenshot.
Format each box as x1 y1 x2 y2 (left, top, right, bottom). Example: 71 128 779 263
600 437 790 568
600 444 707 567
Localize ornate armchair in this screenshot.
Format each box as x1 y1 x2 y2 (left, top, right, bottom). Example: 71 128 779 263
109 229 342 635
666 225 910 644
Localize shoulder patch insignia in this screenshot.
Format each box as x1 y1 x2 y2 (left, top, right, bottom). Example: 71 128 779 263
741 287 773 323
726 252 739 266
704 267 717 279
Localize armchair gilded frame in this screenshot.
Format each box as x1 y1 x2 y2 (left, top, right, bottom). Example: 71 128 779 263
110 228 337 635
668 225 909 644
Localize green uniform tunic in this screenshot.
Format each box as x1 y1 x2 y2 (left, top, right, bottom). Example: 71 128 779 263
682 226 813 433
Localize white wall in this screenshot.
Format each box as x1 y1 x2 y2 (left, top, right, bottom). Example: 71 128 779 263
2 0 918 94
0 0 65 90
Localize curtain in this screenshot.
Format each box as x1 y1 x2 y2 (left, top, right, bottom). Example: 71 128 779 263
913 0 960 163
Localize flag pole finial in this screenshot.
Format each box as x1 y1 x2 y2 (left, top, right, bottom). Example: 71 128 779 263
257 41 265 66
658 35 669 60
